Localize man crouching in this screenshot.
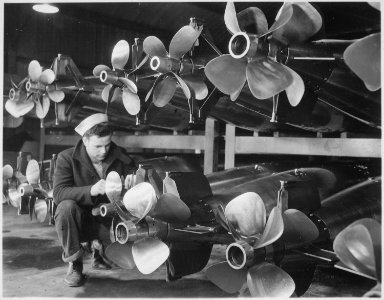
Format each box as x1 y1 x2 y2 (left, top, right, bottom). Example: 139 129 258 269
53 113 136 287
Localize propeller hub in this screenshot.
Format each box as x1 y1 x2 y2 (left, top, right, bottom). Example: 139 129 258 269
150 56 180 73
19 184 34 197
25 80 31 92
229 32 259 59
226 241 256 269
115 219 160 244
26 80 45 93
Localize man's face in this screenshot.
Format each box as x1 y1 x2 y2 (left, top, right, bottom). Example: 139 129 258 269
83 134 112 163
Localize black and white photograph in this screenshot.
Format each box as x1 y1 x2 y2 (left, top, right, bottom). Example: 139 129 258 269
1 1 381 297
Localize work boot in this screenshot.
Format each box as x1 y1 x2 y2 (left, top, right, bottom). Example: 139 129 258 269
92 248 112 270
64 260 85 287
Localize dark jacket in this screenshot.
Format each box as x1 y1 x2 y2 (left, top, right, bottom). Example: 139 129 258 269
53 139 136 206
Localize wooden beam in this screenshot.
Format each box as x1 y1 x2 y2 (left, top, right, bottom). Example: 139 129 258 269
113 135 205 150
204 118 219 175
235 136 381 158
44 134 205 150
224 124 235 169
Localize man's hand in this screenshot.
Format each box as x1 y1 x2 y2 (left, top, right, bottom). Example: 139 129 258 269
90 179 106 196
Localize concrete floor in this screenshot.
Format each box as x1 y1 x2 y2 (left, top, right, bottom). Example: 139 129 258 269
2 204 376 298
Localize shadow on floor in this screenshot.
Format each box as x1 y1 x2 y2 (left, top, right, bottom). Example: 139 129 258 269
3 236 63 270
77 277 234 298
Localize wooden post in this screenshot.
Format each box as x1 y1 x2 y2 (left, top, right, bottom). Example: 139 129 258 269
204 118 218 175
39 127 45 161
225 124 236 170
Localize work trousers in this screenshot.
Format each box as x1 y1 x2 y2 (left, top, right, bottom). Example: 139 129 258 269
54 200 112 263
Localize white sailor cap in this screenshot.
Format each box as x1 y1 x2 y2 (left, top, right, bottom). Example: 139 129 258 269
74 113 109 136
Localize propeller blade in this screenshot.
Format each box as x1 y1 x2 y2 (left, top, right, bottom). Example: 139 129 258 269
28 60 42 81
368 2 380 11
230 86 243 102
10 77 18 89
262 3 293 37
135 166 146 185
15 171 28 184
182 75 208 100
253 206 284 249
172 72 191 100
225 192 266 237
162 173 180 197
206 261 247 294
47 87 65 103
111 40 130 70
215 204 230 232
106 171 122 203
237 7 268 36
93 64 111 77
123 182 157 220
105 241 136 269
153 76 177 107
285 67 304 106
224 2 242 35
364 283 381 297
204 54 247 96
333 218 380 279
143 36 168 58
271 3 322 44
5 99 34 118
8 188 22 208
101 84 119 103
35 95 50 119
124 174 136 190
122 88 141 115
39 69 55 85
281 209 319 246
169 25 201 59
34 199 48 223
343 33 381 91
3 165 14 180
26 159 40 185
132 237 170 274
247 262 295 297
246 58 293 99
119 77 138 94
151 193 191 223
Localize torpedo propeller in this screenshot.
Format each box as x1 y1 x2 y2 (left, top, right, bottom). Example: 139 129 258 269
343 3 380 92
93 40 141 116
104 170 191 275
5 77 35 118
333 218 381 297
142 24 208 108
206 180 319 297
18 159 51 223
27 60 68 126
204 2 322 107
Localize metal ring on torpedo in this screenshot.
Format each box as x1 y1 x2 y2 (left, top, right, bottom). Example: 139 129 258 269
99 70 108 83
226 241 254 270
115 221 136 244
229 32 250 59
150 56 161 71
100 204 108 217
25 80 32 92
